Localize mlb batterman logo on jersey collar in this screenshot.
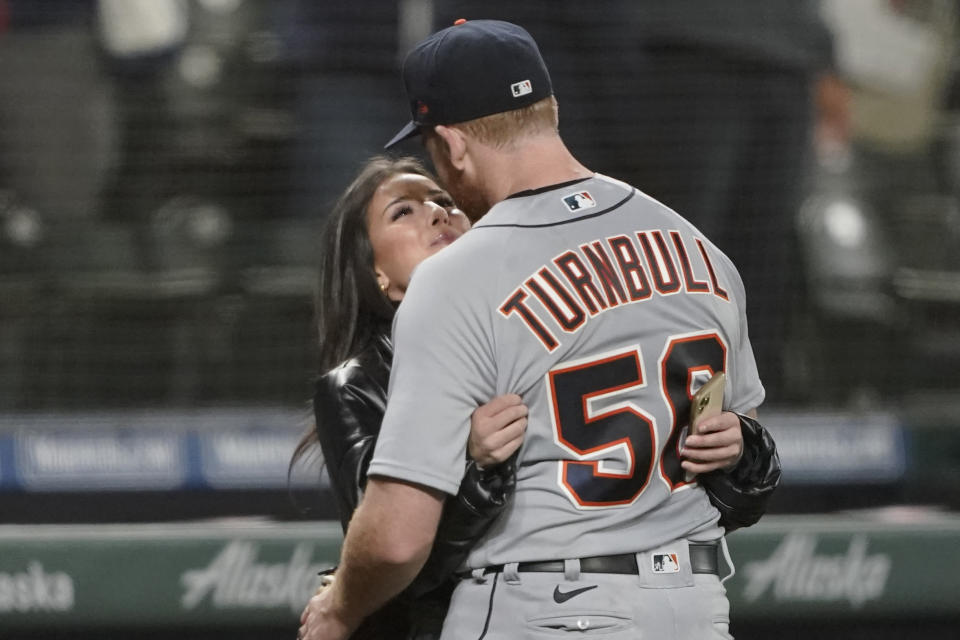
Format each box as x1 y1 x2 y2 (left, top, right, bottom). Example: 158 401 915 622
562 191 597 212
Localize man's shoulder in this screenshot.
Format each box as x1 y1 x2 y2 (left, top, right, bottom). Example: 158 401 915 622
397 233 503 328
413 227 504 281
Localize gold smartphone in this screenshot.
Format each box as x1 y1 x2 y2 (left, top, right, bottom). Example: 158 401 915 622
683 371 725 481
689 371 726 435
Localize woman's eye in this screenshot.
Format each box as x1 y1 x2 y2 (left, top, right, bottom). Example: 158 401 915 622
435 196 456 208
391 205 413 221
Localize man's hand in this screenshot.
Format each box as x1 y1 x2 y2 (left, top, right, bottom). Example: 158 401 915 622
298 585 352 640
467 393 527 468
681 410 744 475
296 477 444 640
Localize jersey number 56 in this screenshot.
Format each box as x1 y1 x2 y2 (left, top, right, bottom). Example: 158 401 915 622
548 331 726 508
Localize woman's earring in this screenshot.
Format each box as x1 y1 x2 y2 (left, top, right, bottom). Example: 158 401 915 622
379 281 388 292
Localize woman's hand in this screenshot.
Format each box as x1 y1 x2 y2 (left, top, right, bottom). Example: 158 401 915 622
468 394 528 468
681 411 744 475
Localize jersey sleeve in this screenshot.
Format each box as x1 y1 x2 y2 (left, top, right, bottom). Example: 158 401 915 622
727 264 766 413
366 251 498 495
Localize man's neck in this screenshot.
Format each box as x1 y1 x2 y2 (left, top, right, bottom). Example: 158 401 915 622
477 135 593 205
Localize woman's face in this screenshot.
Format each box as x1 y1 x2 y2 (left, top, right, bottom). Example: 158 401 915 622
367 172 470 301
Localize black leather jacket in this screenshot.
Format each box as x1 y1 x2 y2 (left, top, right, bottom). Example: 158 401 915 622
313 332 514 639
314 332 780 636
701 412 781 532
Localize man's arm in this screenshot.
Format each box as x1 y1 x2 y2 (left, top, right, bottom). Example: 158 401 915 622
299 476 445 640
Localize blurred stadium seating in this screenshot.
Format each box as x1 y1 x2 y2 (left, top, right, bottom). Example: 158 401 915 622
1 1 959 639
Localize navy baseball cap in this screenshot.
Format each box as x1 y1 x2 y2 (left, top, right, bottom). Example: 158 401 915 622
384 19 553 149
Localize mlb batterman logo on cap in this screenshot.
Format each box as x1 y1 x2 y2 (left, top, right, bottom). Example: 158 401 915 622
384 19 554 148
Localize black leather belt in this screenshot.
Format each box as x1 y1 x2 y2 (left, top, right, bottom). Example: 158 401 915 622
469 542 719 577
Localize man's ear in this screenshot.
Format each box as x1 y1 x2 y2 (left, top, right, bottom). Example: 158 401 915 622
434 124 468 171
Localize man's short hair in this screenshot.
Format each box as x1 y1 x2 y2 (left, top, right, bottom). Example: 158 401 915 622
455 96 559 150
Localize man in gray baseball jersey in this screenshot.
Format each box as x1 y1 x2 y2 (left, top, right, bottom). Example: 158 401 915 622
300 19 771 640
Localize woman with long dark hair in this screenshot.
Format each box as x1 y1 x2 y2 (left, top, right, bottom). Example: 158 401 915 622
292 156 526 639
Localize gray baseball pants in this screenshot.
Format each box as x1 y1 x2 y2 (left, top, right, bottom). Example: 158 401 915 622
439 540 734 639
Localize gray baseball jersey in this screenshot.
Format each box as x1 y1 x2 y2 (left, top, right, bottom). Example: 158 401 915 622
367 174 764 569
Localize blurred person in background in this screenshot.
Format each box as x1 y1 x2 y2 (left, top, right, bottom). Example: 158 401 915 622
609 0 841 402
96 0 292 230
0 0 107 223
810 0 960 400
282 0 413 222
290 155 527 639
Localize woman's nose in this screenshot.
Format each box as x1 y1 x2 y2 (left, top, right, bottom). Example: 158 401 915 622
428 201 449 226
